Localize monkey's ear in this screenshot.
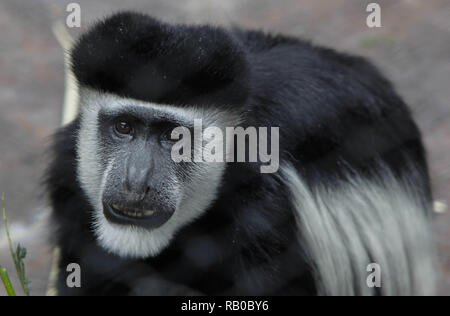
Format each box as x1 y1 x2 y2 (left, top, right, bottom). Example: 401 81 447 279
71 12 250 108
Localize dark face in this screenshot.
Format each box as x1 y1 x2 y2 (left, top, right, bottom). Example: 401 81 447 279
98 106 185 229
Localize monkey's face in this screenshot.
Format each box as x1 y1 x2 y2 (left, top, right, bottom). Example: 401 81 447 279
69 12 249 259
76 89 239 258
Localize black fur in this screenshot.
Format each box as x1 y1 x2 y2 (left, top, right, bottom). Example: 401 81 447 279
71 12 249 109
47 12 431 295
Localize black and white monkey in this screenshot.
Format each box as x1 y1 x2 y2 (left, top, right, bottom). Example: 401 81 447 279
46 12 437 296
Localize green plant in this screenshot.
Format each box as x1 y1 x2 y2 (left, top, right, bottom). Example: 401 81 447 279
0 193 30 296
0 267 16 296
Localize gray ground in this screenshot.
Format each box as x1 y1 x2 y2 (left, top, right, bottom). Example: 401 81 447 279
0 0 449 295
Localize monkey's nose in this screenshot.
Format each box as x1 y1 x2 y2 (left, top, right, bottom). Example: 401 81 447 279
124 165 152 198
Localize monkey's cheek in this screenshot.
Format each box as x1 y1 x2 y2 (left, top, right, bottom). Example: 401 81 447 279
102 202 175 229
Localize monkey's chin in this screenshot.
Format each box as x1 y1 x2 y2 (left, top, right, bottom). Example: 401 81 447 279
93 213 175 259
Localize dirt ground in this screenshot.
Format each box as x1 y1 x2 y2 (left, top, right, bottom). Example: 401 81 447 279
0 0 449 295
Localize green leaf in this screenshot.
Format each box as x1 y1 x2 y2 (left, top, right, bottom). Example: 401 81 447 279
0 266 16 296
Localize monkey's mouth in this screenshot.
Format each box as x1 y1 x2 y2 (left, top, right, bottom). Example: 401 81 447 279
103 202 173 229
112 204 156 217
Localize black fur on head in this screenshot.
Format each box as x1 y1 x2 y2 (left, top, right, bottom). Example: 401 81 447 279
71 12 250 108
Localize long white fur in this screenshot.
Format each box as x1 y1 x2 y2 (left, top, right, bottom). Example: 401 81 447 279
281 164 437 296
77 88 240 258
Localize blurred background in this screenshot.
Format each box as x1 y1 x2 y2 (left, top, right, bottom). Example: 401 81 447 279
0 0 449 295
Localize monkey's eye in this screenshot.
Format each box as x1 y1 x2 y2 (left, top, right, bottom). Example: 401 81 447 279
115 121 133 135
159 123 179 144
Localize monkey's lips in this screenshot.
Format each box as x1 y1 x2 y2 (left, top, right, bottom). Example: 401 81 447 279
103 202 173 229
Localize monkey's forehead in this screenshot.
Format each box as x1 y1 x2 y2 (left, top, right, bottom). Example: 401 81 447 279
71 12 250 110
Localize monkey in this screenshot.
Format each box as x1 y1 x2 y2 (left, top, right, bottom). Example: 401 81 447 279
46 12 437 296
